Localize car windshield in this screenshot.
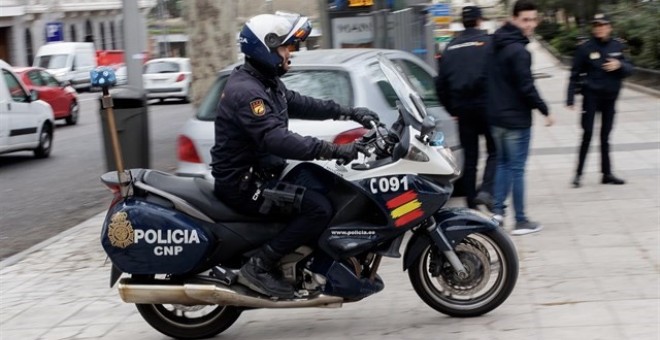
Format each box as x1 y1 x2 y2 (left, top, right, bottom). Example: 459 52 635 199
196 69 352 121
35 54 69 69
144 62 180 74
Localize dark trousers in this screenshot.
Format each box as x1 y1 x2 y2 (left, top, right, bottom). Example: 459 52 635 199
215 167 333 256
457 108 496 208
577 91 618 176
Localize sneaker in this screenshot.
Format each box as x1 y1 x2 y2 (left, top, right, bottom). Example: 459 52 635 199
473 191 495 212
602 174 625 185
492 214 504 227
511 220 543 236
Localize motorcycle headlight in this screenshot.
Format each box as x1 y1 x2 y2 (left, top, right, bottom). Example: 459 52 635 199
404 145 429 162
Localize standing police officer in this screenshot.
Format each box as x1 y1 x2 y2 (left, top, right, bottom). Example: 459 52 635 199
567 13 633 188
435 5 496 211
211 13 379 299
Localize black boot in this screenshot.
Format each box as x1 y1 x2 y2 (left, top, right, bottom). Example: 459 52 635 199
238 245 294 299
602 174 625 185
572 175 581 188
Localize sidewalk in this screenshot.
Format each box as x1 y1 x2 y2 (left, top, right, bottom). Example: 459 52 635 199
1 42 658 340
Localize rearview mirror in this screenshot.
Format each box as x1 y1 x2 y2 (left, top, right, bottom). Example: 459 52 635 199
420 116 436 138
29 90 39 102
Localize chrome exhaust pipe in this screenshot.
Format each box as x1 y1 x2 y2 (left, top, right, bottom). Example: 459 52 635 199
117 279 343 308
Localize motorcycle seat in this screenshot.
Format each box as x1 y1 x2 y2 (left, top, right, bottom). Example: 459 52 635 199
140 170 274 222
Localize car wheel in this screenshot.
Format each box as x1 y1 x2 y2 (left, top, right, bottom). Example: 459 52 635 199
65 101 79 125
182 85 192 103
34 123 53 158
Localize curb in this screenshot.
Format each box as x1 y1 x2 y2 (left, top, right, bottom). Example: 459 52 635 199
0 211 106 270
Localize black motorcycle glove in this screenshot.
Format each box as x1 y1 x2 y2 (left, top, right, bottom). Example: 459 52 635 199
338 107 380 129
318 141 371 163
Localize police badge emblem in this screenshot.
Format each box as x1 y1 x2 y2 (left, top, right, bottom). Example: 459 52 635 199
250 99 266 116
590 52 600 60
108 212 134 248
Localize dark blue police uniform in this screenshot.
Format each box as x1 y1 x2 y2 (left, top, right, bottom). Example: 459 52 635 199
211 61 347 255
567 37 633 178
435 27 496 209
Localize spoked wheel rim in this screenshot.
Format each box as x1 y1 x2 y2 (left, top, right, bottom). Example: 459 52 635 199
417 233 509 311
151 304 231 328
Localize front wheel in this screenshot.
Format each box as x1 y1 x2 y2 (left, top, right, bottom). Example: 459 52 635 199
408 228 518 317
136 303 241 339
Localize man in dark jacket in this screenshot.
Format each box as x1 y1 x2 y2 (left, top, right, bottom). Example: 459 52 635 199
211 13 378 298
488 0 554 236
436 5 496 211
567 13 633 188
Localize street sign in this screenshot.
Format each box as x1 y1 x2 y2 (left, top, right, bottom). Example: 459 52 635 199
433 17 452 25
429 3 451 17
46 22 64 42
348 0 374 7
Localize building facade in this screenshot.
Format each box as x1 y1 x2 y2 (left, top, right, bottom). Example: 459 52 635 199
0 0 155 67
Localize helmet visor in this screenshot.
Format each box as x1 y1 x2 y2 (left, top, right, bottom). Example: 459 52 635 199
281 17 312 46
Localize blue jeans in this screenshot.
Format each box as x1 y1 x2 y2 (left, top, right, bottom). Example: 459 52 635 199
491 126 531 223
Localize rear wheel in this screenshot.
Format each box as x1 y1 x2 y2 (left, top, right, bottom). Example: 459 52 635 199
34 123 53 158
136 303 241 339
65 101 79 125
408 228 518 317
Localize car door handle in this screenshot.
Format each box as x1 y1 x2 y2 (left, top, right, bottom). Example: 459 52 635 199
7 103 10 111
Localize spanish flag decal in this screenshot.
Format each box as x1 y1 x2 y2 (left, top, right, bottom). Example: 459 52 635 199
386 190 424 227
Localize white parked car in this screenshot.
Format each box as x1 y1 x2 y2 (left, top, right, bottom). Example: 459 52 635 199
0 60 55 158
143 58 192 103
176 49 462 180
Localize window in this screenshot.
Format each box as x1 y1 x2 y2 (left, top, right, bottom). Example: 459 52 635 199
144 62 180 74
2 70 28 102
35 54 69 69
25 29 33 66
70 24 77 42
110 22 116 49
27 70 45 86
281 70 353 107
100 22 106 50
40 71 61 87
366 62 399 108
395 60 439 107
196 75 229 121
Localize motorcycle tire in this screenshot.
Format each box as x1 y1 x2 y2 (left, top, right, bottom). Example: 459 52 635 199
408 228 518 317
136 303 241 339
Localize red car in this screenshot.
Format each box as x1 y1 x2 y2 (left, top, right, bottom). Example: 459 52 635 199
13 67 79 125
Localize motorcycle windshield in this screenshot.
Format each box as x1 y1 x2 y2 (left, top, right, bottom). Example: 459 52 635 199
377 54 428 124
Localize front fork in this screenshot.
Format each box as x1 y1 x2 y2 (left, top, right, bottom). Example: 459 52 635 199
424 216 469 279
403 207 499 273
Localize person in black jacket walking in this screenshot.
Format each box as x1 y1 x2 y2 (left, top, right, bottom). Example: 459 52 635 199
567 13 633 188
436 5 496 211
212 13 378 298
488 0 554 236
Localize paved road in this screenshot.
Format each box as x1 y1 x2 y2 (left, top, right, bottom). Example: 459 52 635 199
0 94 193 260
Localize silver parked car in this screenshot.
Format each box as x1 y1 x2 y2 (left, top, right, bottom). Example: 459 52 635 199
176 48 462 179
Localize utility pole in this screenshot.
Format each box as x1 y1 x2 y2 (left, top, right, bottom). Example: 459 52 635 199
318 0 331 48
184 0 237 108
122 0 144 91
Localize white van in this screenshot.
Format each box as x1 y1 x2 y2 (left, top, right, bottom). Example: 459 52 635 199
0 59 55 158
33 42 97 91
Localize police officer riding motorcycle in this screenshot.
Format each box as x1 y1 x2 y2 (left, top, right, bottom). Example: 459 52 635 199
210 13 380 299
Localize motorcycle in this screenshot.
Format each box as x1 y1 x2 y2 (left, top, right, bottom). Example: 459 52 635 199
99 55 518 339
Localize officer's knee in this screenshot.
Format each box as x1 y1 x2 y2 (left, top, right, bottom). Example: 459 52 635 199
301 191 333 226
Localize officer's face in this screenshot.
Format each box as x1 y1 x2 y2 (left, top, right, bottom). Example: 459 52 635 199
592 22 612 40
277 46 291 71
511 10 539 37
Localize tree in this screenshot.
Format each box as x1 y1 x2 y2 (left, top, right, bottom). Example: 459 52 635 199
183 0 237 108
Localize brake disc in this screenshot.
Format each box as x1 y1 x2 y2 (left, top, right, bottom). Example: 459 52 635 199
436 238 492 296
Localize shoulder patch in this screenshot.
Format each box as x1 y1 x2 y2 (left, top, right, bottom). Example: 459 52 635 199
250 99 266 117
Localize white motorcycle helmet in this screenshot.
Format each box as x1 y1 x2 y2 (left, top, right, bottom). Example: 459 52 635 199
240 12 312 76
